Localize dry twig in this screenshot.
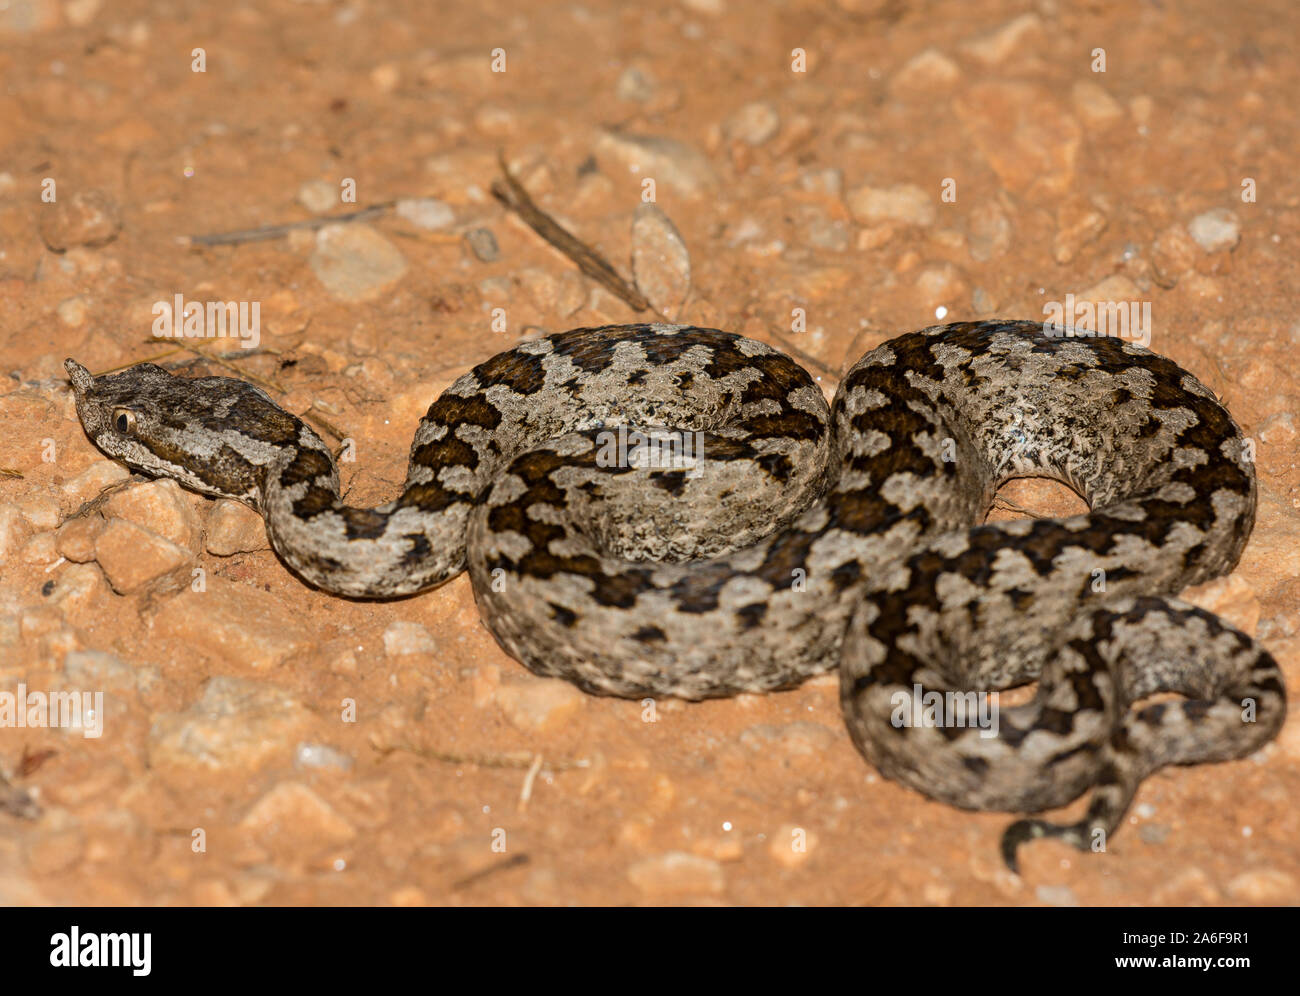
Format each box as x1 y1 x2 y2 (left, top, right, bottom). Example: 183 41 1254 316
181 202 394 247
370 736 590 772
491 152 655 315
450 853 530 891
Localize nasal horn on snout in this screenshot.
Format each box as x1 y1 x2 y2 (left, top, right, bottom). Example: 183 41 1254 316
65 358 96 395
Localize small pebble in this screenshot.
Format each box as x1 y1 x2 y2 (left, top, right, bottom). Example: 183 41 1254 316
297 180 338 214
103 478 201 551
724 101 780 146
1139 823 1171 845
768 824 817 868
294 742 355 772
491 676 586 734
57 296 88 327
594 131 720 197
65 0 102 27
148 677 317 771
396 197 455 231
16 493 61 530
239 782 356 852
631 203 692 319
39 189 121 250
1053 198 1108 264
382 621 436 657
1035 884 1080 907
616 66 656 103
1225 869 1297 904
64 649 135 690
152 579 313 669
1150 224 1200 284
627 851 724 896
889 48 961 92
464 227 500 262
967 201 1013 262
798 167 843 196
61 460 130 505
846 183 935 227
309 224 409 302
962 14 1043 65
0 503 33 559
205 499 270 556
913 262 969 311
370 63 400 91
1187 208 1240 253
94 519 191 593
1072 80 1124 127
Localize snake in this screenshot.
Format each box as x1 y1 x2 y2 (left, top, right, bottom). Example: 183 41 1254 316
64 320 1286 871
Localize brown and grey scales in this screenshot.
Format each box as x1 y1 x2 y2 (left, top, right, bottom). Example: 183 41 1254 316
65 320 1286 870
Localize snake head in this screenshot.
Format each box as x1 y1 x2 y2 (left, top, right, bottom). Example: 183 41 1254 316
65 358 178 463
64 357 289 505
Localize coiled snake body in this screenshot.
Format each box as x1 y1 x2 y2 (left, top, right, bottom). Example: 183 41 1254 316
66 320 1286 869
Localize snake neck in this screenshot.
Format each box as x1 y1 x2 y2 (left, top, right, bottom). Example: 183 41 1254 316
259 431 473 599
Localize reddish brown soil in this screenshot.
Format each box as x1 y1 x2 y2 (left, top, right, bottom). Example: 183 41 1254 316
1 0 1297 905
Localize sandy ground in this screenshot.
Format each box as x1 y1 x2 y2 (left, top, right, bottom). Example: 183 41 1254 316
1 0 1298 906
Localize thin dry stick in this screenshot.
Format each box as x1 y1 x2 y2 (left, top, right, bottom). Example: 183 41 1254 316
769 328 840 383
138 337 287 391
493 154 840 383
1193 345 1234 410
518 753 544 811
491 152 656 315
182 202 395 247
65 476 137 523
0 467 23 479
104 341 281 380
988 495 1033 516
98 339 218 374
370 736 590 772
450 853 530 891
299 408 350 448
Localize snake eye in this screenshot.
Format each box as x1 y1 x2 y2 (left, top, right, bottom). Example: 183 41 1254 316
113 408 137 435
